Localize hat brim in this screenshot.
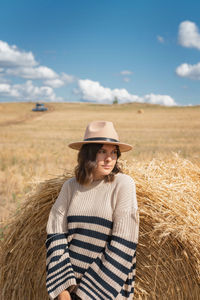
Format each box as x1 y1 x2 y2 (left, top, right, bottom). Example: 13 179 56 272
68 140 133 152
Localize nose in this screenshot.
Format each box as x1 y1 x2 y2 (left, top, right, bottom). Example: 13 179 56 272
105 154 112 161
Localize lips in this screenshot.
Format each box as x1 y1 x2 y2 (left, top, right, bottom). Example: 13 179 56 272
102 165 111 169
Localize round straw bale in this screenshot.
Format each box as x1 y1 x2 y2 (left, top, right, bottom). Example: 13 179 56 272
137 109 144 114
0 155 200 300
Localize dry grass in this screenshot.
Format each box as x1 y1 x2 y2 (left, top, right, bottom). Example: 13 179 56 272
0 102 200 221
0 154 200 299
129 154 200 299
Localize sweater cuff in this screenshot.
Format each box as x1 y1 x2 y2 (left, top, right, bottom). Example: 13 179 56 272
49 278 77 300
76 288 88 300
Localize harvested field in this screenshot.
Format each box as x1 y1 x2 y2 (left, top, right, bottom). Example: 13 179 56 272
0 102 200 221
0 154 200 299
0 102 200 299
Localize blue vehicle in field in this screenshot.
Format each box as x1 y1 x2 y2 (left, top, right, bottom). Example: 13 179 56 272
32 103 48 112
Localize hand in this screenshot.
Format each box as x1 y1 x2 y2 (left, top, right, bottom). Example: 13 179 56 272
58 290 72 300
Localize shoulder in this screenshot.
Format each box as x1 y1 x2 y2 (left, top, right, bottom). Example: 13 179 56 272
113 173 137 210
113 172 136 195
57 177 77 200
62 177 76 189
114 172 135 187
64 176 76 184
54 177 77 212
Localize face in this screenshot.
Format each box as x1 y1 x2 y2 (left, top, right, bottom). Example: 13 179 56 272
93 144 118 180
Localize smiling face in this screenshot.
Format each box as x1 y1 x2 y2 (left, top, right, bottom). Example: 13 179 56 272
93 144 118 180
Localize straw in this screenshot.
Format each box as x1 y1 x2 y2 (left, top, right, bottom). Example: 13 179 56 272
0 154 200 299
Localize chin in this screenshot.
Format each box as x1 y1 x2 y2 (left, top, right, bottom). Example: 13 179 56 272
102 170 112 176
94 167 113 179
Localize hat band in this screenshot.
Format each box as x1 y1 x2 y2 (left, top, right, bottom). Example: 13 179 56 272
84 137 119 143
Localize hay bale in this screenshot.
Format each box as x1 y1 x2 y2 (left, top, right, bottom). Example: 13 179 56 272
137 109 144 114
129 154 200 299
0 155 200 300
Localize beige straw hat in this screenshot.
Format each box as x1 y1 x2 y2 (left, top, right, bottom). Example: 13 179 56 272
68 121 132 152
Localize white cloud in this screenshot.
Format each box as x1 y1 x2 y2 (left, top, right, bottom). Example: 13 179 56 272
0 40 37 67
0 80 62 101
61 72 75 84
144 93 176 106
14 80 62 101
77 79 176 106
6 66 58 79
120 70 133 75
123 77 130 82
0 75 9 84
120 70 132 82
176 62 200 80
0 83 10 93
77 79 141 103
0 40 75 92
157 35 164 43
178 21 200 50
44 73 75 88
43 78 65 88
0 83 20 97
6 66 75 88
0 40 176 105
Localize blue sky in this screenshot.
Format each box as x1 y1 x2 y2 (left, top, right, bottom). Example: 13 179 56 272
0 0 200 106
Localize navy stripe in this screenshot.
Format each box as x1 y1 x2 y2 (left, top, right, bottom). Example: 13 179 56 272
125 275 135 285
47 244 66 258
46 233 67 241
69 238 103 253
48 275 75 294
83 274 112 300
86 268 118 297
104 251 131 274
47 233 56 239
77 278 81 284
48 257 70 275
72 264 86 274
107 244 132 262
120 287 134 297
46 233 67 249
68 228 111 242
112 235 137 250
95 257 124 286
80 279 105 300
47 246 70 270
130 263 136 272
47 264 73 283
78 285 98 300
47 269 74 289
69 249 93 264
47 255 61 269
68 215 113 229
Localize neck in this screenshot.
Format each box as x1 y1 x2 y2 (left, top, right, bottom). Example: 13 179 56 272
93 175 105 181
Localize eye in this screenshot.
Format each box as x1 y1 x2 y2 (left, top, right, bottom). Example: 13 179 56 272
112 150 117 155
98 149 106 154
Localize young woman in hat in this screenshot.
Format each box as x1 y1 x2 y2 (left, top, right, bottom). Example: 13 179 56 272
46 121 139 300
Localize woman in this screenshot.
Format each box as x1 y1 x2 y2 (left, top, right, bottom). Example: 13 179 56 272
46 121 139 300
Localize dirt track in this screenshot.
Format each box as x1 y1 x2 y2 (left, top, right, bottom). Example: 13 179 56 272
0 103 55 127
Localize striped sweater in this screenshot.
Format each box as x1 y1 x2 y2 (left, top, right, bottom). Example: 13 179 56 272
46 173 139 300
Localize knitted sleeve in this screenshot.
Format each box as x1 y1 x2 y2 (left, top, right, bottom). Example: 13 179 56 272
46 181 77 300
75 175 139 300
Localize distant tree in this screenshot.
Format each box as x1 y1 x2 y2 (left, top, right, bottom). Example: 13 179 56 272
113 96 118 104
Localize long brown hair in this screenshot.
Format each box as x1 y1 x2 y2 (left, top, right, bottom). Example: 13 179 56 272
75 143 122 185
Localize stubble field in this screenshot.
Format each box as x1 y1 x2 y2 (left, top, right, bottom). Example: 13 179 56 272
0 102 200 222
